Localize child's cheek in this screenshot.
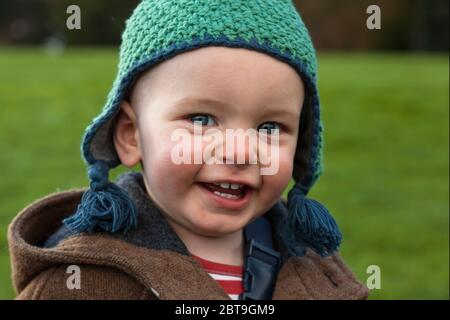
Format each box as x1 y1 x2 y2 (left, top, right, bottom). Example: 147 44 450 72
262 151 294 202
143 136 200 195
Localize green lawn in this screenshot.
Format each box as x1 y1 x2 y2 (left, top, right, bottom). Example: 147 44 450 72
0 47 448 299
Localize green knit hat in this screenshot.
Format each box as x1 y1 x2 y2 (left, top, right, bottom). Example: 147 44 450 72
64 0 341 257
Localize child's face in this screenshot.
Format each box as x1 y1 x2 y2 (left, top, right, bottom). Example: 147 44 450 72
116 47 304 237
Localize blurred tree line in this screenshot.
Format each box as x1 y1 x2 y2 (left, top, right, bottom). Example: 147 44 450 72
0 0 448 51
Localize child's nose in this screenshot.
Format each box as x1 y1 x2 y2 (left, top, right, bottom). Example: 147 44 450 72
221 134 259 166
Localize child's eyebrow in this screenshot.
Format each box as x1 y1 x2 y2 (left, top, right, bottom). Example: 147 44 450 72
173 96 229 109
173 96 300 121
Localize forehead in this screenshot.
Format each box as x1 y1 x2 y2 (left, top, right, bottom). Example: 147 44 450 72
131 46 304 113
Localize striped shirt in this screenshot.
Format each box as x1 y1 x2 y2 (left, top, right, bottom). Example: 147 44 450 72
192 254 244 300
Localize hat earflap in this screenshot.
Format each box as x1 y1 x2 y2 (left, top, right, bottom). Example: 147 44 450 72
63 160 137 233
286 182 342 257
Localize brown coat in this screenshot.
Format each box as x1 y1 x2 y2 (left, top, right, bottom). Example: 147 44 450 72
8 173 369 300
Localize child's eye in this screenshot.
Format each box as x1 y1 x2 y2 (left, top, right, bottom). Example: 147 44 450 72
258 122 281 134
189 114 217 126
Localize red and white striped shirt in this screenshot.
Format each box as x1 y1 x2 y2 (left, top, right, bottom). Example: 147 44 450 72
192 254 244 300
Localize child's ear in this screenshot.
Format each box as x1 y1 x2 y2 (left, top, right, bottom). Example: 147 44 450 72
113 100 142 168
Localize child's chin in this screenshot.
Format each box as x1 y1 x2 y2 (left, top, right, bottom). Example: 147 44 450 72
191 220 244 237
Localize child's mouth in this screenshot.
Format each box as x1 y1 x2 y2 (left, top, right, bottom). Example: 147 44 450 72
197 182 253 211
201 182 247 200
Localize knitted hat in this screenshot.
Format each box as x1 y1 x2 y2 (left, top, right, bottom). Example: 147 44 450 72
64 0 342 257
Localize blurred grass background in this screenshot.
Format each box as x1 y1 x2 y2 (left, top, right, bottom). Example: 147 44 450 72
0 47 448 299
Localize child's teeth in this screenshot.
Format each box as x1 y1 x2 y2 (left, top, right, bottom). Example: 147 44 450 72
212 182 243 190
213 191 239 199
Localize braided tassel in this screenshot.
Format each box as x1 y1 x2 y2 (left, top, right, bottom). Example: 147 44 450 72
286 183 342 257
63 160 137 233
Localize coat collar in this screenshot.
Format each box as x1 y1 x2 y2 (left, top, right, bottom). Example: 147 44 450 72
43 171 298 261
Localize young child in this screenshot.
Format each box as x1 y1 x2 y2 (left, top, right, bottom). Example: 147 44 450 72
8 0 369 300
